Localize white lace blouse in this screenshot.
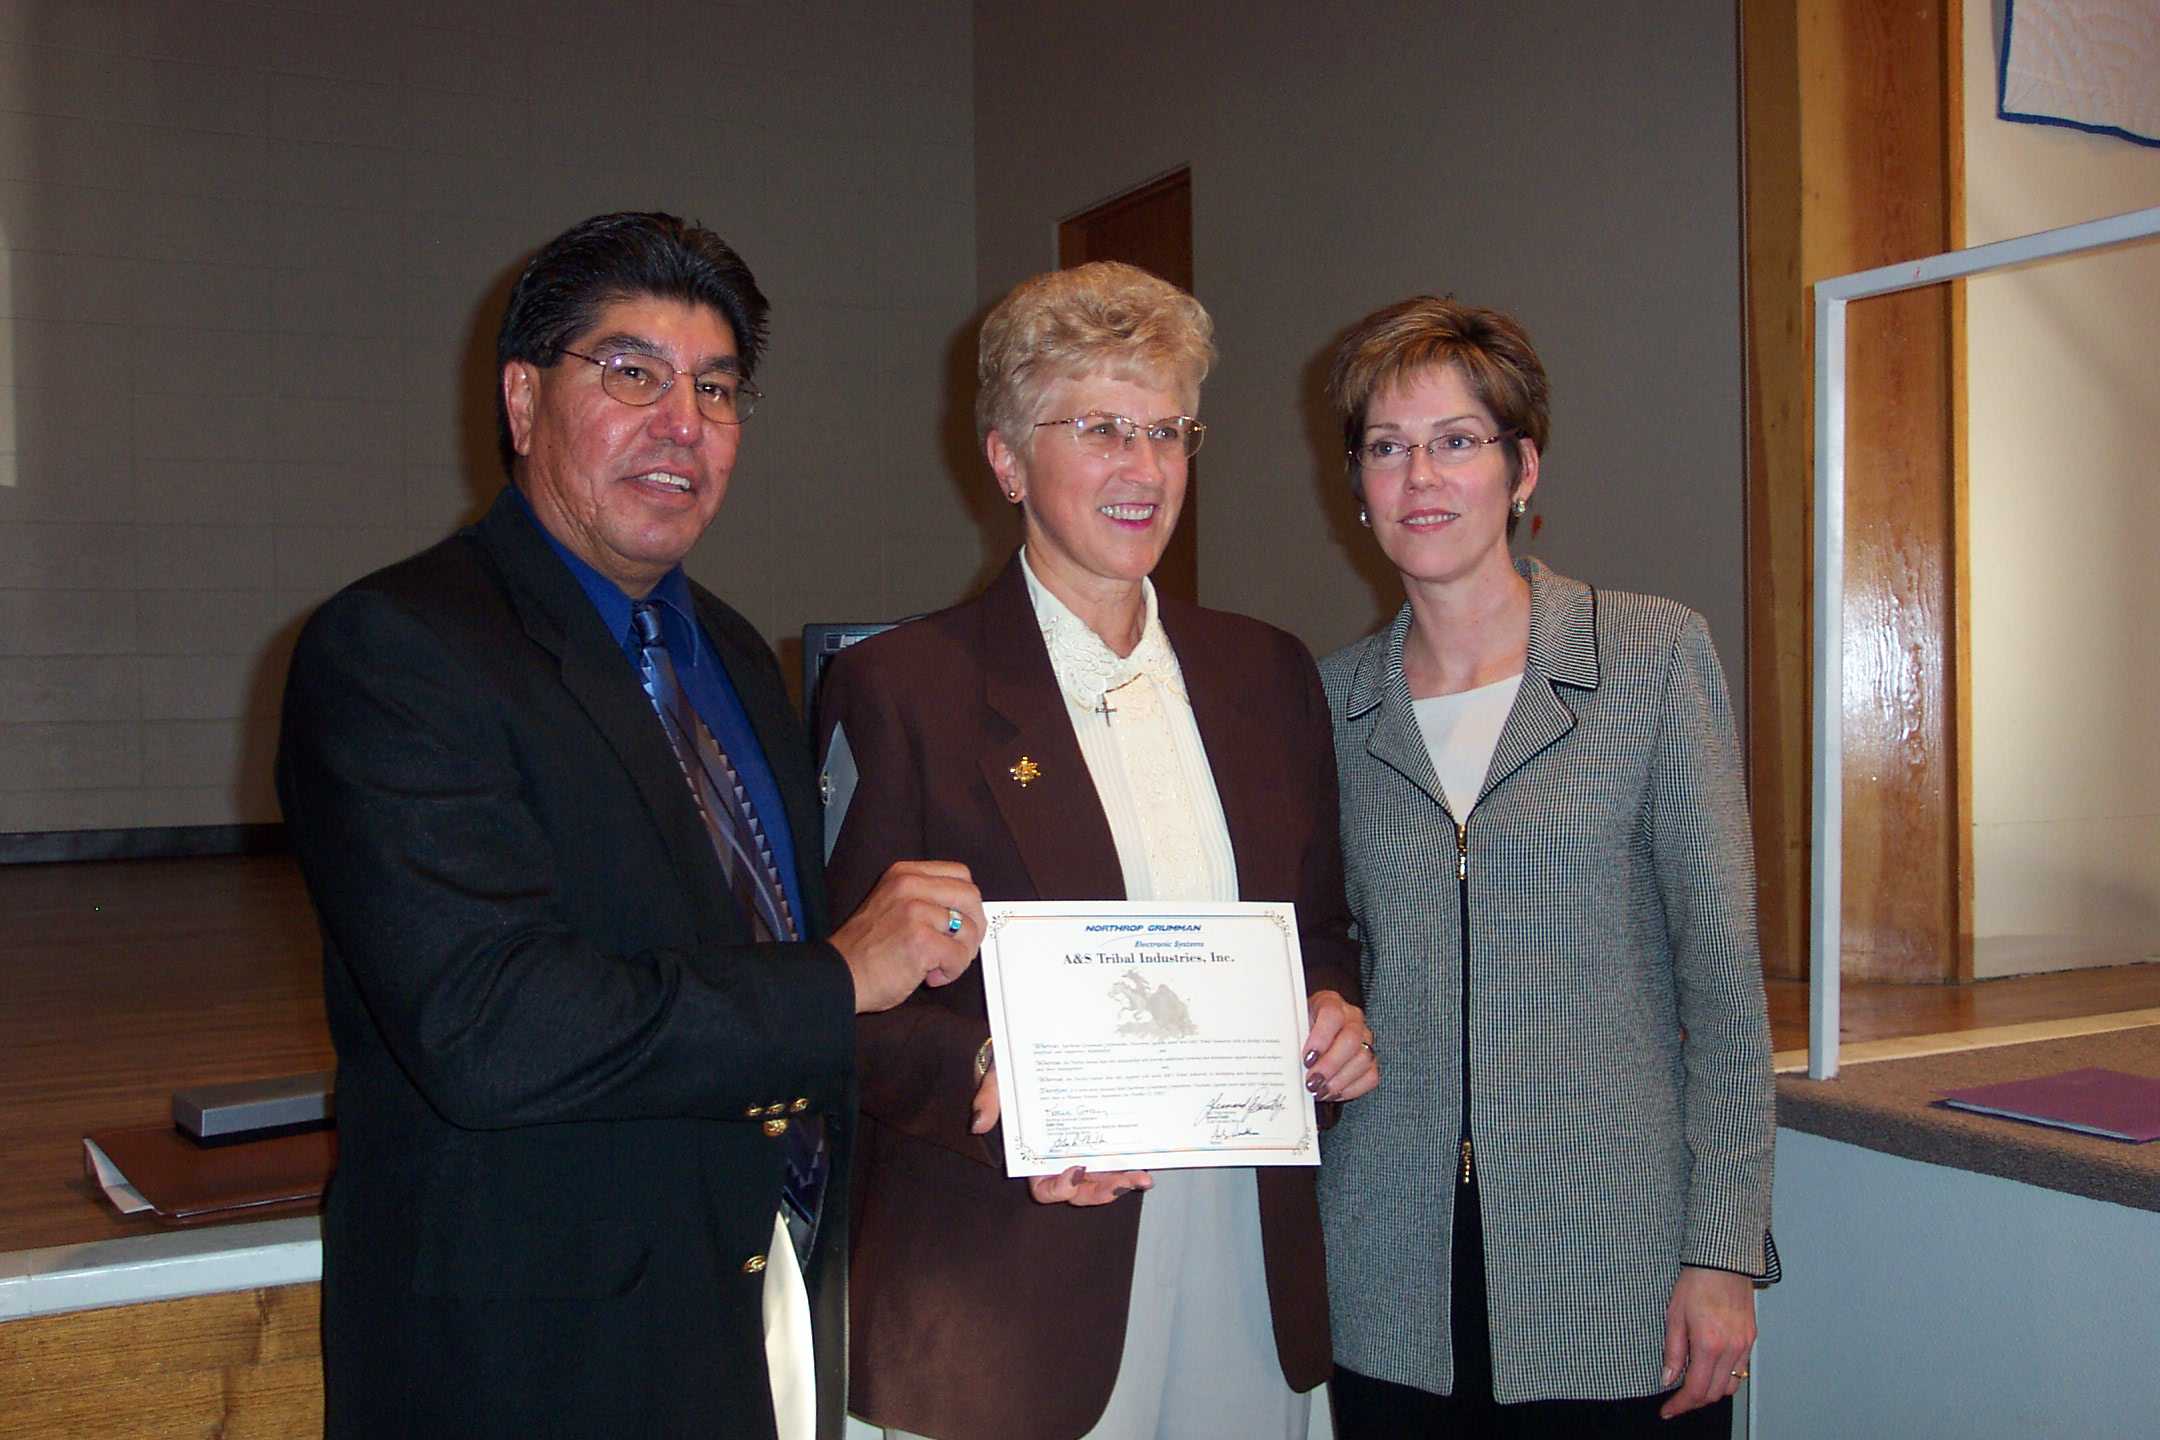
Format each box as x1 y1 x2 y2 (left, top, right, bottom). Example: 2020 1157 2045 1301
1019 550 1239 905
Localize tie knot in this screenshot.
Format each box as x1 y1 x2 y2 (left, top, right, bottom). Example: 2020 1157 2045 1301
631 601 666 649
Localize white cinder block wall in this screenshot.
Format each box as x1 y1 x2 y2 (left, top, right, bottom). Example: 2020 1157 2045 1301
0 0 982 834
3 0 1763 840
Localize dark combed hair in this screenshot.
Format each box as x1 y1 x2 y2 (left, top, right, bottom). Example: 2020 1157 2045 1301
493 211 770 474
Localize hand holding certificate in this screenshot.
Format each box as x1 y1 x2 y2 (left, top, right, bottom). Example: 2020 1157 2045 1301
977 900 1320 1177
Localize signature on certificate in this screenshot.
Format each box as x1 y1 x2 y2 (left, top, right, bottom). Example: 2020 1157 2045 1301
1200 1088 1287 1142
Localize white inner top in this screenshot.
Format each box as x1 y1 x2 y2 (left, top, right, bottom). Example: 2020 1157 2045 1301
1411 673 1524 820
1022 549 1238 904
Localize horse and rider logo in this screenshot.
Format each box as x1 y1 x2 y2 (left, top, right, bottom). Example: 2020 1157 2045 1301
1109 969 1198 1040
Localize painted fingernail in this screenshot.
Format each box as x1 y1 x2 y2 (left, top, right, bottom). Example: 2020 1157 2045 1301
1305 1074 1324 1093
1303 1049 1318 1067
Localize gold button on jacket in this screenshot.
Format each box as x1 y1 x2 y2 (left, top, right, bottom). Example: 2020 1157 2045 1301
742 1254 767 1275
761 1117 790 1137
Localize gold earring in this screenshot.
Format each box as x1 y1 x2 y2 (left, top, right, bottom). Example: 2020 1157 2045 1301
1510 497 1528 518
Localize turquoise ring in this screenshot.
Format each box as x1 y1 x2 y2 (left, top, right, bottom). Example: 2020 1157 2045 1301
945 908 964 936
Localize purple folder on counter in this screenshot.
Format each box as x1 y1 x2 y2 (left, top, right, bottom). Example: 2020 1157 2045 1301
1939 1067 2160 1143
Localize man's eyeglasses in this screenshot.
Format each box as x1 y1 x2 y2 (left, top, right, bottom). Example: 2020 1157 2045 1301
1034 412 1207 461
558 348 762 425
1351 428 1519 471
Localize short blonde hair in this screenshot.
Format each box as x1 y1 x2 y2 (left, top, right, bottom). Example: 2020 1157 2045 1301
975 262 1215 448
1326 296 1551 506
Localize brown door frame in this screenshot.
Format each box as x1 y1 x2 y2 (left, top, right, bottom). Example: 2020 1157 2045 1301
1057 168 1201 607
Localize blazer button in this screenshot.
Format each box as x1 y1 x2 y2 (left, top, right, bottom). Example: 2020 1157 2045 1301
742 1254 767 1275
762 1117 790 1137
743 1104 764 1119
788 1098 809 1113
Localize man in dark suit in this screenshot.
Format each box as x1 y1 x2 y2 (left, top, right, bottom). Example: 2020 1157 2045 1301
277 212 982 1440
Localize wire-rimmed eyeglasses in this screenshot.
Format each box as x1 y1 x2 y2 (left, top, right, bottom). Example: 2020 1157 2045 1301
558 348 762 425
1034 411 1207 460
1350 427 1519 471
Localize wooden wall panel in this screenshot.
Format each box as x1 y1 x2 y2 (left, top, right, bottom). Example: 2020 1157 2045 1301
0 1286 323 1439
1743 0 1811 980
1743 0 1962 983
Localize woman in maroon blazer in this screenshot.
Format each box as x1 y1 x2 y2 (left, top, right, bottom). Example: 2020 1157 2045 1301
817 263 1377 1440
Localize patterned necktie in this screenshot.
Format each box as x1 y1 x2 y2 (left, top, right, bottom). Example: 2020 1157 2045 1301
630 601 825 1260
631 602 797 944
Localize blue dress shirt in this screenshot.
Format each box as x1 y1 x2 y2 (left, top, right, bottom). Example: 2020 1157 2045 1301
515 488 808 934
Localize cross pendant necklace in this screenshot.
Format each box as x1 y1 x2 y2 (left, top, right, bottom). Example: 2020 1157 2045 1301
1095 675 1143 726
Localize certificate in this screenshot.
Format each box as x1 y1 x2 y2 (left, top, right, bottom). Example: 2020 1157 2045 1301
978 900 1318 1177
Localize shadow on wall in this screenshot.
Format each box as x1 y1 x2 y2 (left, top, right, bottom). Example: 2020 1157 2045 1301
458 258 527 522
1297 329 1408 645
781 299 1000 717
942 298 1015 605
235 256 520 824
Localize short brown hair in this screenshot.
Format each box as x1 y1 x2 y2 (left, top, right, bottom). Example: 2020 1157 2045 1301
975 262 1215 449
1325 296 1550 506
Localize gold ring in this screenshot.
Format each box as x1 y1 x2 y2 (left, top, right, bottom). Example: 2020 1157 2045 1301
1730 1368 1750 1380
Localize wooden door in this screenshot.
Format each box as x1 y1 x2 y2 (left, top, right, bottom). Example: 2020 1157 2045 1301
1058 169 1200 605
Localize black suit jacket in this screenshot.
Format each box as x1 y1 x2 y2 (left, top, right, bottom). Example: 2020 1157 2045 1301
817 556 1359 1440
278 489 856 1439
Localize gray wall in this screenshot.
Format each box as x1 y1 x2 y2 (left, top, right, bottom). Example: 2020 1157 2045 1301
0 0 979 833
973 0 1748 675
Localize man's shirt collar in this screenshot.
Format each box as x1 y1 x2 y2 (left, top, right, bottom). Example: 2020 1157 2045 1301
513 483 701 663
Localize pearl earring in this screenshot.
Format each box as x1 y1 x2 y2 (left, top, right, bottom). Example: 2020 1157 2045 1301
1510 497 1528 518
1358 507 1369 526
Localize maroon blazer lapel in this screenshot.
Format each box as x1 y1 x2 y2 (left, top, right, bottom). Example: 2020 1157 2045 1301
971 558 1126 903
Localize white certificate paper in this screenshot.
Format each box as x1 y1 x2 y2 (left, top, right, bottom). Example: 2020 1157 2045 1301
978 900 1317 1176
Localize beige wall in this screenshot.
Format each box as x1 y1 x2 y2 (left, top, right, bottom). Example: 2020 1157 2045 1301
0 0 979 834
972 1 1748 677
1963 0 2160 975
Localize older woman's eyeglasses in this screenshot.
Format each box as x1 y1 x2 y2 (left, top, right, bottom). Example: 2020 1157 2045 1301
1352 428 1519 471
1034 412 1207 460
557 348 762 424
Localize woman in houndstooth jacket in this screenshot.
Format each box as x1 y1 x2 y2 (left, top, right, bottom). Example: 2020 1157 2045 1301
1315 297 1778 1437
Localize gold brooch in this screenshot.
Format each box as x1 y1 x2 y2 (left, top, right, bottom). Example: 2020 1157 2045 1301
1009 756 1041 787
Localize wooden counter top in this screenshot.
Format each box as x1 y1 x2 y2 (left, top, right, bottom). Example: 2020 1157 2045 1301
0 856 333 1254
1777 1026 2160 1212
